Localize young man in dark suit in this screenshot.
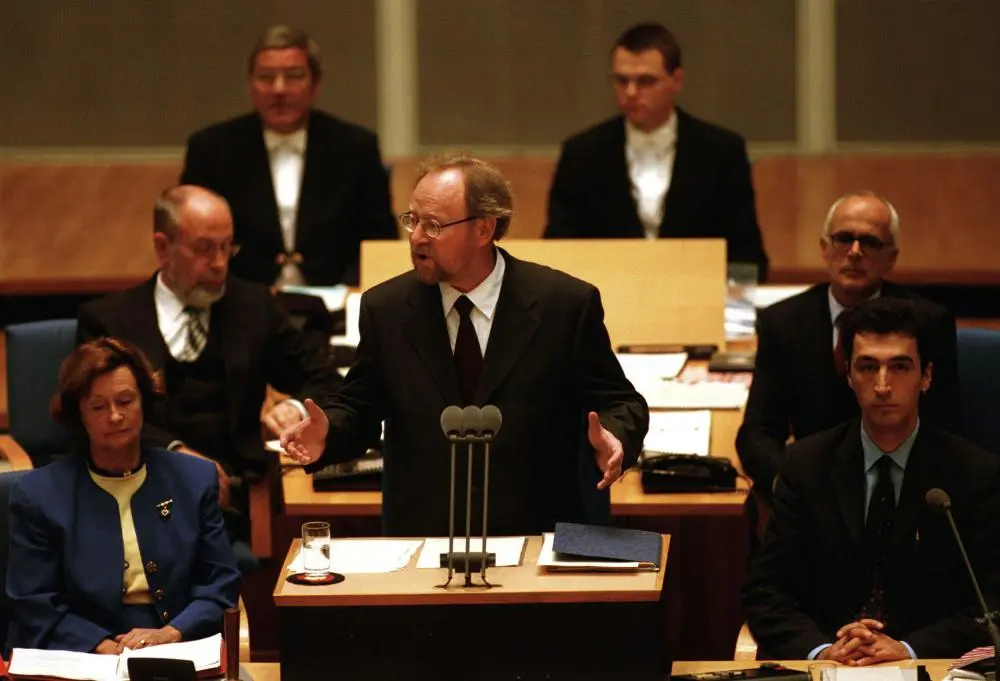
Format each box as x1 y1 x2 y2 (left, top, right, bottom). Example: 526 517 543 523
544 22 768 280
280 154 649 537
737 192 960 501
743 297 1000 662
77 186 342 569
180 25 397 287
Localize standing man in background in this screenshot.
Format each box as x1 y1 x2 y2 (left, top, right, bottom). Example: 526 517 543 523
181 25 397 287
545 22 768 280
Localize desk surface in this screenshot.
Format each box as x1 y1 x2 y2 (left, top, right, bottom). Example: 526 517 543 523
671 660 954 681
273 535 669 608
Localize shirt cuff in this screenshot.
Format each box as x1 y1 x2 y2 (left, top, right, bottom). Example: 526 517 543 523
284 399 308 421
166 440 186 452
900 641 916 659
808 644 832 660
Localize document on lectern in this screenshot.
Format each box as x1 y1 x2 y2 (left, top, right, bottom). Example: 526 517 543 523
416 536 526 569
538 524 662 572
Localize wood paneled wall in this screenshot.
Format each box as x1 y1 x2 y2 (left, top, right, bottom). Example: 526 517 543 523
3 154 1000 294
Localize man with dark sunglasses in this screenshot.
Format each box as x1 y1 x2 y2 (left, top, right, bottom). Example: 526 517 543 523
736 191 959 506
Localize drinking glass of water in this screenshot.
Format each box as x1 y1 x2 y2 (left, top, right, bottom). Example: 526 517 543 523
301 521 331 579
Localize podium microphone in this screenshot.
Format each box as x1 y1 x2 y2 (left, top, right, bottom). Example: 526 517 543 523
925 487 1000 662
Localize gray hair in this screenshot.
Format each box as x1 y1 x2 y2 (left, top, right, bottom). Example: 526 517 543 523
822 191 901 247
248 25 322 80
416 152 514 240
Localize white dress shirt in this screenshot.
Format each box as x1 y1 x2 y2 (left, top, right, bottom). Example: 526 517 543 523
155 273 210 360
264 127 308 286
625 113 678 239
439 250 507 356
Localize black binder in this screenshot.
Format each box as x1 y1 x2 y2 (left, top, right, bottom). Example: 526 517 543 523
553 522 662 568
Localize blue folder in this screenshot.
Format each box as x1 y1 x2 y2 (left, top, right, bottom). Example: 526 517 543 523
553 522 662 568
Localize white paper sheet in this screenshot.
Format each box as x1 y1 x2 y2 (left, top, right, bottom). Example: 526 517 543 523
9 649 120 681
749 284 809 309
643 410 712 456
641 380 748 410
278 284 349 312
832 667 916 681
416 536 526 569
286 539 422 574
330 292 363 348
615 353 688 382
122 633 222 672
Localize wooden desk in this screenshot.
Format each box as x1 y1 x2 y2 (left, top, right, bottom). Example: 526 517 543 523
274 536 670 680
672 660 954 681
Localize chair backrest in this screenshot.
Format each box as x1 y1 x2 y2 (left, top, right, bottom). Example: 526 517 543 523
5 319 78 466
956 327 1000 455
1 469 30 649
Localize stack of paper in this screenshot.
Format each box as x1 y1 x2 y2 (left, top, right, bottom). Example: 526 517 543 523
643 410 712 456
9 634 223 681
641 380 748 410
330 292 362 348
416 537 526 569
615 352 688 384
286 539 423 574
278 284 349 312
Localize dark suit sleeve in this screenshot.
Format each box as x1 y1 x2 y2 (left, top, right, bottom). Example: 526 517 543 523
168 467 241 640
922 306 961 434
264 297 342 403
309 293 387 472
7 479 114 652
77 303 181 450
544 142 588 238
717 138 768 281
904 457 1000 657
736 308 790 498
572 287 649 469
742 458 831 658
179 130 213 188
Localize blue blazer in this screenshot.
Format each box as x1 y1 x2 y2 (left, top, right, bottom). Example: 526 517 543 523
6 448 240 652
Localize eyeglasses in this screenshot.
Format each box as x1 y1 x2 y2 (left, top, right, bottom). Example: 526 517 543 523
181 240 242 259
399 212 481 239
827 231 893 256
252 68 310 89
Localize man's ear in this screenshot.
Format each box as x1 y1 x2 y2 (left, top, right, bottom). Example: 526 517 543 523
921 361 934 393
153 233 171 267
478 217 497 245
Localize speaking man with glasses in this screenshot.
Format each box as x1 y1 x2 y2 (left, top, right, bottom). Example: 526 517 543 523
180 25 396 287
279 153 649 537
737 192 960 505
77 185 342 571
544 22 769 281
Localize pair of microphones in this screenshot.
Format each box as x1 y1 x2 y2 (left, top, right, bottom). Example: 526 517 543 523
925 488 1000 659
438 404 503 588
440 405 502 440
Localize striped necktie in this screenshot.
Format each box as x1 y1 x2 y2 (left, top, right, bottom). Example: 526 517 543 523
180 306 208 362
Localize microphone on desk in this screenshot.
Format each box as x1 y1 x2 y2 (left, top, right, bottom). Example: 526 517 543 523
437 404 503 587
925 487 1000 662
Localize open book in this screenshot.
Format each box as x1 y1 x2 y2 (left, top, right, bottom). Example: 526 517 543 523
8 633 223 681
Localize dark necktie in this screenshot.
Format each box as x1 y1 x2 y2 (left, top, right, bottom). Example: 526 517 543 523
180 306 208 362
452 295 482 405
863 455 896 621
833 310 847 375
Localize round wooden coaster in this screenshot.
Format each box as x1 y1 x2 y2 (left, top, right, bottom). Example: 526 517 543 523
286 571 346 586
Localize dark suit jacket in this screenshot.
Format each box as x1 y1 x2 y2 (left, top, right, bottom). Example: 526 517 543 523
77 275 342 476
306 249 649 537
544 109 769 280
6 448 241 652
180 110 397 286
737 282 960 498
743 421 1000 659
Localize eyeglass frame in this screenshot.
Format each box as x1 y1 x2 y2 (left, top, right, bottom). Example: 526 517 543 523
172 236 242 260
399 212 483 239
825 230 895 256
